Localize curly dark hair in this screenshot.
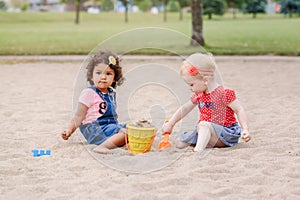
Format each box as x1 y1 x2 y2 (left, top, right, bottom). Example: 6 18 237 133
86 50 124 88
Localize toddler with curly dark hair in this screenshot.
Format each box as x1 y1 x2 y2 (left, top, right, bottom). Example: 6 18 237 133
61 50 126 154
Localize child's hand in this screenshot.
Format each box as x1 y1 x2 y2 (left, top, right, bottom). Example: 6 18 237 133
241 130 251 142
61 130 71 140
162 122 173 134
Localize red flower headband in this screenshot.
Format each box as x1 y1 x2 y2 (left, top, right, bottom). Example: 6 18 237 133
184 65 214 76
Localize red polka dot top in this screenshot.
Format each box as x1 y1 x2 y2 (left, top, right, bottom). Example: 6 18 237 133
191 85 237 127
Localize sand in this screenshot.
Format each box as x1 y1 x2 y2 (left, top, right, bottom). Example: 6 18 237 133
0 56 300 199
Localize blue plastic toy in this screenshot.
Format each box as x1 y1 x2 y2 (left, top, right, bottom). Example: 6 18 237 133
32 149 51 157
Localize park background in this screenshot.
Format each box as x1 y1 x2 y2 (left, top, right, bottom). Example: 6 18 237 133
1 1 300 200
0 0 299 56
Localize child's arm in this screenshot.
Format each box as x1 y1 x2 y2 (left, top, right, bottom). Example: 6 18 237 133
163 101 196 133
61 103 88 140
228 100 251 142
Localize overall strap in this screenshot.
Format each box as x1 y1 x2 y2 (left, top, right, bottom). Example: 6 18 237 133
89 86 103 98
88 86 116 102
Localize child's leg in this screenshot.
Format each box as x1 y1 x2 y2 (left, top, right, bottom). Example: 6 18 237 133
194 121 226 152
208 131 227 148
194 121 212 152
93 131 126 154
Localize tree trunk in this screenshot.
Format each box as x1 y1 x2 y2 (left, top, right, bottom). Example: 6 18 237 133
125 6 128 22
179 7 183 20
75 0 80 24
163 0 167 22
190 0 204 46
122 0 128 23
123 0 128 23
230 2 236 19
232 8 237 19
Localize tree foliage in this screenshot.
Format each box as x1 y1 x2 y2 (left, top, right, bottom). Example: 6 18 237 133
243 0 267 18
0 0 6 10
167 0 180 12
177 0 190 7
203 0 226 19
138 0 152 11
102 0 114 11
280 0 300 16
225 0 245 9
225 0 245 18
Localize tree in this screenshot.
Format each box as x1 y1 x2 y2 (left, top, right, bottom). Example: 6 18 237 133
178 0 190 20
162 0 169 22
168 0 180 12
102 0 114 11
203 0 226 20
75 0 81 24
225 0 245 18
9 0 28 10
0 0 6 10
191 0 205 46
243 0 267 18
137 0 152 12
121 0 129 22
280 0 300 17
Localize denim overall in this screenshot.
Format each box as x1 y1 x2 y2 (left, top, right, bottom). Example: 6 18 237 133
79 86 125 145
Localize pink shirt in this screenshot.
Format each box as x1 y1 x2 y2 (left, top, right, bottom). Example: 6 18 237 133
79 88 106 124
191 86 237 126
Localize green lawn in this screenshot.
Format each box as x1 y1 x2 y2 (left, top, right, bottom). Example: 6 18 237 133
0 11 299 55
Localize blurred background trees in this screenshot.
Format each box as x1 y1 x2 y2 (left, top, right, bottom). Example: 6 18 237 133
225 0 244 18
3 0 299 18
242 0 267 18
203 0 226 19
2 0 299 48
280 0 300 17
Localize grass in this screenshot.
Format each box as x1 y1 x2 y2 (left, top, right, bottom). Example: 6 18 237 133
0 11 299 55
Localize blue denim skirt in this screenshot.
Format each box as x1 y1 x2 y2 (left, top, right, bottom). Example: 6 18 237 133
179 122 241 147
79 121 126 145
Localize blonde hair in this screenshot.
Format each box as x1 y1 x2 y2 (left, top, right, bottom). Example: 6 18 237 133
180 53 217 80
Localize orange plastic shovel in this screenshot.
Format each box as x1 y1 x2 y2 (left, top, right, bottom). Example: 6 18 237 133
158 132 172 150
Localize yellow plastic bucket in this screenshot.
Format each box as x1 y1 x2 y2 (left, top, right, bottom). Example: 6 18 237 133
126 123 156 154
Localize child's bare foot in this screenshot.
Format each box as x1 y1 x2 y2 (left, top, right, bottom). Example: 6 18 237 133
93 146 113 154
